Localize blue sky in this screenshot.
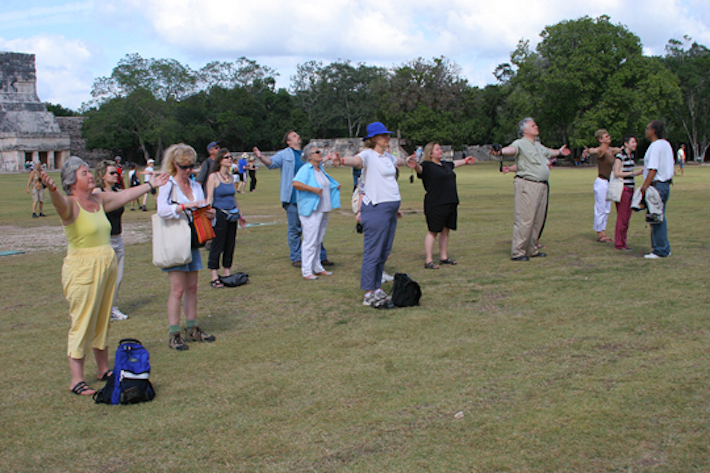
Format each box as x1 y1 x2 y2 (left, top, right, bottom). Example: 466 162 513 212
2 0 708 110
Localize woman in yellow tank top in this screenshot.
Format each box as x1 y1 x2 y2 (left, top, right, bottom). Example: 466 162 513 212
40 157 168 397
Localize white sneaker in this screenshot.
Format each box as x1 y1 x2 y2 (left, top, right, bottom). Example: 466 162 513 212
111 306 129 320
381 271 394 283
363 292 377 305
374 288 391 301
644 252 671 259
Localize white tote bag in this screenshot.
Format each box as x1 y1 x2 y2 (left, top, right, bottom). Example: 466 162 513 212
606 168 624 203
152 213 192 268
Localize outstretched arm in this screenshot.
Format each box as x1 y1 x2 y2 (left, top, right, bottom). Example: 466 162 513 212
39 171 75 222
453 156 476 168
252 147 273 167
550 145 571 158
99 172 169 211
332 152 364 169
491 146 517 157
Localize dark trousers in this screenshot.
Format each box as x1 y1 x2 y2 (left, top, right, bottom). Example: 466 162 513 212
248 170 257 191
208 211 237 270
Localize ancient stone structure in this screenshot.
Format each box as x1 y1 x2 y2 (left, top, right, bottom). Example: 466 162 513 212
55 116 111 166
0 52 70 172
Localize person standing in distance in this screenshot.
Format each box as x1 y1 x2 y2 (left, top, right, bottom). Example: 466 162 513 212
491 118 570 261
640 121 674 259
195 142 220 192
583 129 621 243
253 131 333 268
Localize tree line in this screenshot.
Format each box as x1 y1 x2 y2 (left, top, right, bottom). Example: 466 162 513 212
73 15 710 164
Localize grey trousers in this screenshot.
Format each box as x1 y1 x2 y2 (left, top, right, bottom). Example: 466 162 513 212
511 178 548 258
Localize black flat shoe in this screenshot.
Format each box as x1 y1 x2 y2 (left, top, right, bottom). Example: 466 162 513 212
511 255 530 261
531 252 546 258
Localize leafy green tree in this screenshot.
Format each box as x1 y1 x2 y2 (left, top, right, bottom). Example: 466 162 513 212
497 16 681 149
291 60 386 138
45 103 77 116
663 37 710 162
83 88 175 163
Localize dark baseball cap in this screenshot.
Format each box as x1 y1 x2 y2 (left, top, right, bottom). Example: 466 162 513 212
207 141 220 152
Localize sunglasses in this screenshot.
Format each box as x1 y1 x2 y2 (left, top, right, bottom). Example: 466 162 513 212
177 163 195 170
311 150 322 155
108 171 118 176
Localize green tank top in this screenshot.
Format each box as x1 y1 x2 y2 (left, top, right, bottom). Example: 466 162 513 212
63 200 112 249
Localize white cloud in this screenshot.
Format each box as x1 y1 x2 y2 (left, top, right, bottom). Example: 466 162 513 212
103 0 706 90
3 0 709 107
0 35 95 109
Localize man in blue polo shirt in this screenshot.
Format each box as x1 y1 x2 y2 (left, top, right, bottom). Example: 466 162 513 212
253 131 333 268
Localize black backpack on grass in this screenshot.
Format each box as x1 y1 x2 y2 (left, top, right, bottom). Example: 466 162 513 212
94 338 155 405
390 273 421 307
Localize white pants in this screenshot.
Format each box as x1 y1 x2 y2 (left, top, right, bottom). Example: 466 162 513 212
593 177 611 232
110 235 124 305
299 211 329 277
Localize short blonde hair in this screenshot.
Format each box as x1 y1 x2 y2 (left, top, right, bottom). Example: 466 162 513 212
161 143 197 176
421 142 438 162
594 129 609 142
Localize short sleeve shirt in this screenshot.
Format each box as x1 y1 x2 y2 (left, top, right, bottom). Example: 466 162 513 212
510 138 551 182
643 139 674 182
360 149 400 205
417 161 459 207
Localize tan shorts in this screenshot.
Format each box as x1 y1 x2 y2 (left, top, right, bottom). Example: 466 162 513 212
32 187 44 202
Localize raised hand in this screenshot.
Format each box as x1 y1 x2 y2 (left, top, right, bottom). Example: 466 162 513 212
150 172 169 188
406 154 418 169
560 145 571 156
465 156 476 164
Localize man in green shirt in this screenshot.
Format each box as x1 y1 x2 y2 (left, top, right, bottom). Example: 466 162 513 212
493 118 570 261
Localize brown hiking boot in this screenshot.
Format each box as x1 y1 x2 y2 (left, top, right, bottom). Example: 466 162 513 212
169 332 189 351
185 326 216 342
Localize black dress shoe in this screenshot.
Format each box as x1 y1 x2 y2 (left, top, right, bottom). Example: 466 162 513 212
292 261 302 268
531 252 546 258
511 255 530 261
321 259 335 267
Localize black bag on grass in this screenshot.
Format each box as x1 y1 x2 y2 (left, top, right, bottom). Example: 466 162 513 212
390 273 421 307
220 272 249 287
94 338 155 405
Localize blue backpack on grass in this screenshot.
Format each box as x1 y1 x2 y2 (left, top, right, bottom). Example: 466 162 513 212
94 338 155 405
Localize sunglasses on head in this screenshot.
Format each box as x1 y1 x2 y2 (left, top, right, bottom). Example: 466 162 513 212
177 163 195 170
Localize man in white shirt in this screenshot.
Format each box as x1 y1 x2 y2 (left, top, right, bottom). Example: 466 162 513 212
640 120 674 259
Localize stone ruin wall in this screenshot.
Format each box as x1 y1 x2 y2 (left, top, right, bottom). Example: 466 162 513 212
0 52 70 172
55 116 112 166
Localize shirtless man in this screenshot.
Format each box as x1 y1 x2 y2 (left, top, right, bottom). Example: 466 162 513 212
583 129 621 243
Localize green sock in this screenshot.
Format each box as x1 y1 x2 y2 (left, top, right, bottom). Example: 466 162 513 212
186 320 197 329
169 325 181 335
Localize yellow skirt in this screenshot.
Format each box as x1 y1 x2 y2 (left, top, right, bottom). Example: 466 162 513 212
62 245 117 358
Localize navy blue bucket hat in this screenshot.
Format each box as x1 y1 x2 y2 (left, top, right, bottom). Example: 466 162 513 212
363 122 393 141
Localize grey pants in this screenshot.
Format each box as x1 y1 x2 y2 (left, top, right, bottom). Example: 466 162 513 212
360 201 399 290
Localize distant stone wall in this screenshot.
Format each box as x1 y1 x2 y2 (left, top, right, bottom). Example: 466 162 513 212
0 52 70 171
55 117 111 166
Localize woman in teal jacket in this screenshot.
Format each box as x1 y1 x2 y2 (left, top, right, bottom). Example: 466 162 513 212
292 143 340 280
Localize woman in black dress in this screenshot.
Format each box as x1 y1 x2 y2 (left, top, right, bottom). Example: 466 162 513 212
407 142 475 269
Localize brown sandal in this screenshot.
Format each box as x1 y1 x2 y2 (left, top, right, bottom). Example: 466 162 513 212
424 262 439 269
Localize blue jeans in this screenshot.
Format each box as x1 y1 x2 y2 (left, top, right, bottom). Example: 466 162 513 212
649 182 671 257
360 201 399 291
283 203 327 263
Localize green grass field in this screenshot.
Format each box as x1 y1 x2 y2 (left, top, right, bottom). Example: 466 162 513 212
1 163 708 472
